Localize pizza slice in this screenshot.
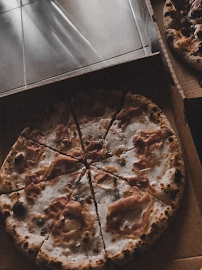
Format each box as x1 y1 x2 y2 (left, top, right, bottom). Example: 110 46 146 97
21 101 84 160
0 168 86 261
36 170 106 270
105 93 172 156
92 129 185 209
0 136 84 193
163 0 202 72
70 89 124 162
90 166 174 264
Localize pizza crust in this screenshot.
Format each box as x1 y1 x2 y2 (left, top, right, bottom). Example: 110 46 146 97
163 0 202 71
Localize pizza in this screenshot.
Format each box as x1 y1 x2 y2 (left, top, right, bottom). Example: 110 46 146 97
0 91 185 270
163 0 202 71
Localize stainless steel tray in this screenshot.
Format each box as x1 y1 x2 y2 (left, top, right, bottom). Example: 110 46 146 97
0 0 159 97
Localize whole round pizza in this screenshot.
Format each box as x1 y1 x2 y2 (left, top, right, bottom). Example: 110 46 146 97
0 90 185 270
163 0 202 71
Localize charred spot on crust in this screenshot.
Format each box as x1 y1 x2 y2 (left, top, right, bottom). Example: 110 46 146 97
149 111 160 122
168 136 174 143
140 234 146 240
12 201 26 217
175 169 183 183
85 140 90 146
151 223 158 230
37 219 45 227
40 227 47 236
123 249 130 257
14 153 24 166
93 248 100 253
152 106 158 112
23 242 28 248
165 210 169 216
3 210 10 218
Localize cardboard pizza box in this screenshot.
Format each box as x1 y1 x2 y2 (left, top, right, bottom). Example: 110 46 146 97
0 1 202 270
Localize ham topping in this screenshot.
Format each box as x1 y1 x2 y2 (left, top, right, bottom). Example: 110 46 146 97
94 171 117 190
106 191 152 237
133 129 163 158
55 124 71 146
140 130 163 145
46 155 79 180
52 201 94 244
24 183 41 203
133 154 154 172
15 144 42 173
116 107 143 130
133 136 147 155
85 141 107 160
55 124 70 137
95 171 111 185
25 145 42 167
25 174 40 187
44 196 67 222
126 175 150 189
126 175 157 194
